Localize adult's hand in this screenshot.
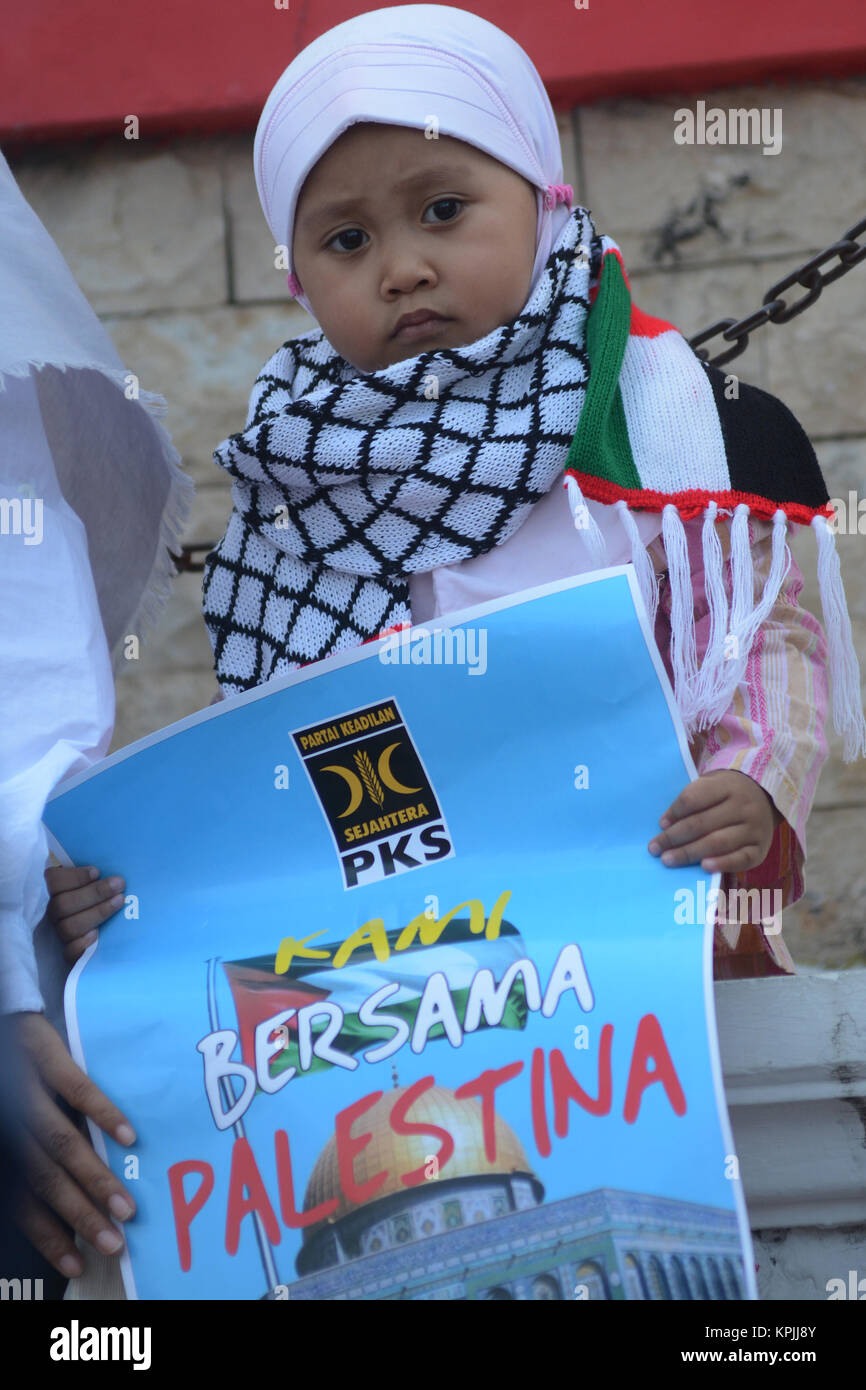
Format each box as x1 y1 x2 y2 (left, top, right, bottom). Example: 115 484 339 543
12 1011 137 1278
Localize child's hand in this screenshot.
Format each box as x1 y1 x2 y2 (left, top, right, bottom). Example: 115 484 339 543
647 769 782 874
44 864 126 965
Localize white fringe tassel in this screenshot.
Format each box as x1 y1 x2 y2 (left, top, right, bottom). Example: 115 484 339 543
813 514 866 762
615 498 659 630
565 480 866 762
690 500 728 718
695 505 791 732
564 474 609 570
662 504 701 724
662 502 793 737
734 508 791 655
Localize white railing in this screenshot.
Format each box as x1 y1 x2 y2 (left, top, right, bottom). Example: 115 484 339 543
716 970 866 1301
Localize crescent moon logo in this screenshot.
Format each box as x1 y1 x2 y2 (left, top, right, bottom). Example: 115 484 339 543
377 742 422 796
322 741 422 816
321 764 364 817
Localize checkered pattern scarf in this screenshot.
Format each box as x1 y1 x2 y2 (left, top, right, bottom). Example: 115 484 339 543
202 206 865 761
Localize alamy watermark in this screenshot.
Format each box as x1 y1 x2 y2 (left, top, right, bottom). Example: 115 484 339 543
0 495 43 544
0 1277 43 1300
828 491 866 535
674 101 782 156
675 884 783 934
826 1269 866 1299
379 624 487 675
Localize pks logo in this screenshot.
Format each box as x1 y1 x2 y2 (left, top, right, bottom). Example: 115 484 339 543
291 698 454 888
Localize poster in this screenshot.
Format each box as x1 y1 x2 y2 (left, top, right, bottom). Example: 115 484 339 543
43 565 756 1301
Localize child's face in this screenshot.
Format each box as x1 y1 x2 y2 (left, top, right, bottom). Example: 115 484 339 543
292 122 539 372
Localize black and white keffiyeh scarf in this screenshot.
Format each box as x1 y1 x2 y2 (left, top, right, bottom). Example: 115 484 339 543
202 206 865 761
203 207 603 671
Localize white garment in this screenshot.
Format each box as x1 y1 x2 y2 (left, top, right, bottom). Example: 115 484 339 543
252 3 574 320
0 150 194 1014
0 374 114 1014
409 480 663 621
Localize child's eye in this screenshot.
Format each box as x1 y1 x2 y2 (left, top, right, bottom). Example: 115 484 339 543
325 199 464 253
422 197 463 224
327 228 367 254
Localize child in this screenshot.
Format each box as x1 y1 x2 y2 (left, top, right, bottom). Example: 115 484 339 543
43 1 866 1283
52 1 865 974
200 3 864 978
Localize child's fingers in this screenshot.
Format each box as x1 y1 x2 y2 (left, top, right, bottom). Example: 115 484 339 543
48 877 126 940
699 844 764 874
648 800 731 858
656 777 730 831
63 933 99 966
44 864 99 897
655 827 757 870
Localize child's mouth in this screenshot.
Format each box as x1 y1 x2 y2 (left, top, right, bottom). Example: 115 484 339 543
391 313 451 341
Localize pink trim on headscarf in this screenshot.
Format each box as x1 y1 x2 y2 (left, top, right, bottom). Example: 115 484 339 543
287 272 303 296
543 183 573 211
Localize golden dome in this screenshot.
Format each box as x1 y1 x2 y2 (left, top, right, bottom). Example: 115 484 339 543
303 1083 536 1228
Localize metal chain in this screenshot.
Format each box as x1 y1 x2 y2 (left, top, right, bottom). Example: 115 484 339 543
176 543 214 573
172 217 866 572
688 216 866 367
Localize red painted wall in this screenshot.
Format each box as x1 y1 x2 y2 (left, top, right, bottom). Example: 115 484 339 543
4 0 866 145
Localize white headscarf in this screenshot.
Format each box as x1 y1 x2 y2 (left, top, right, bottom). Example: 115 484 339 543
253 3 574 321
0 149 194 1016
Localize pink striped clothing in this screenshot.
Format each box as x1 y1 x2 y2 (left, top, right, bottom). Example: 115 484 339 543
207 490 829 976
408 492 829 979
647 515 828 978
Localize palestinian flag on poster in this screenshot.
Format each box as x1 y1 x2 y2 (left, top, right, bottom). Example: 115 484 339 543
223 917 529 1081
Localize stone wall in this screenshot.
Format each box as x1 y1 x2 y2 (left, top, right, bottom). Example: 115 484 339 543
8 76 866 967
